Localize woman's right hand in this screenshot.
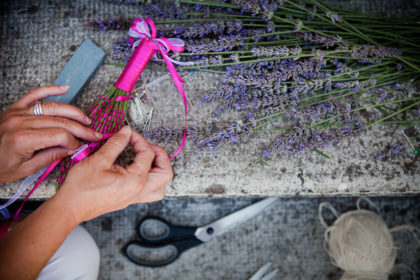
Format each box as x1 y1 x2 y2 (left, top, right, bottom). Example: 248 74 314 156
55 126 173 224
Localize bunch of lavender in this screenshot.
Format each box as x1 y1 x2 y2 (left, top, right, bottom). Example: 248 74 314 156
92 0 419 163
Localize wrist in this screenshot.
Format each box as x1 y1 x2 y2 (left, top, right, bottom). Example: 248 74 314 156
49 189 81 228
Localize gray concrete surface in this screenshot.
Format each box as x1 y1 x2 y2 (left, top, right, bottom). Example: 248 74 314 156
0 2 419 280
83 196 420 279
0 0 419 199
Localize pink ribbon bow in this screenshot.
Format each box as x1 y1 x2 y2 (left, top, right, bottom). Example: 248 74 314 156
128 17 191 159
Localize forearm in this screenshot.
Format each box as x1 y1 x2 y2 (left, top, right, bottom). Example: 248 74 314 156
0 194 78 280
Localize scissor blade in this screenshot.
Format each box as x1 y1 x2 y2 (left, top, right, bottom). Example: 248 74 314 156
249 263 272 280
261 269 278 280
194 198 278 242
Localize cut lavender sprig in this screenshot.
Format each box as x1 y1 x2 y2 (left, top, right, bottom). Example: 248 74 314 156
99 0 420 166
262 120 362 157
186 34 246 53
197 121 254 151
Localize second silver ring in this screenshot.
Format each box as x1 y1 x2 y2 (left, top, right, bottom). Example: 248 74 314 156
34 101 43 116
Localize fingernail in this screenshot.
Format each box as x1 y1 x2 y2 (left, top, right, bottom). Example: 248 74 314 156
120 126 131 135
86 117 92 124
95 132 103 138
60 85 69 90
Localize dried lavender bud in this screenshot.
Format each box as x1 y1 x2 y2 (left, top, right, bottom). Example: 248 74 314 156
246 29 266 42
226 20 243 34
286 100 357 120
223 57 319 86
263 120 362 157
334 79 377 91
199 85 247 104
175 20 243 39
112 36 132 63
186 35 245 53
157 26 186 38
307 5 317 21
294 78 332 94
376 143 405 160
245 106 283 123
290 46 302 56
230 54 240 63
251 46 291 57
266 21 275 32
294 19 304 32
230 0 281 20
325 12 343 24
222 73 275 87
143 4 189 20
86 18 133 31
104 0 147 5
351 45 403 59
197 122 253 151
299 33 345 49
144 126 200 142
233 92 291 111
194 55 224 66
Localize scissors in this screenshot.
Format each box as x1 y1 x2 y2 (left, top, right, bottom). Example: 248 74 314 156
124 198 278 267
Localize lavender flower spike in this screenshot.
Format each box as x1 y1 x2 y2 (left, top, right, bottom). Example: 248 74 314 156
325 12 343 24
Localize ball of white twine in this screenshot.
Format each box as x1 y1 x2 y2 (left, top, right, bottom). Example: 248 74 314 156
319 198 405 280
327 209 395 280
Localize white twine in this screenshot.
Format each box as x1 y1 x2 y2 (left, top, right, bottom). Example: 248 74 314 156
319 198 419 280
126 90 154 132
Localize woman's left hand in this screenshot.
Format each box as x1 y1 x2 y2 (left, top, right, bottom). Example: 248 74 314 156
0 85 103 183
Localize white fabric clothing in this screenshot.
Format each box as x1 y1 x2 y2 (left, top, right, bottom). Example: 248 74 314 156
36 225 100 280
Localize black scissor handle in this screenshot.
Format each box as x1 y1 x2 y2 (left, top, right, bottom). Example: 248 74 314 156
124 238 203 267
137 217 197 243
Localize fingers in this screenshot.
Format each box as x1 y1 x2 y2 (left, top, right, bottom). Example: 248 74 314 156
26 101 92 126
149 144 172 174
140 145 173 194
14 85 69 108
92 126 131 168
21 147 71 175
126 130 155 175
25 116 102 142
17 128 81 153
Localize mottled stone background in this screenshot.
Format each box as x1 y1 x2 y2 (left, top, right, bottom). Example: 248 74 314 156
0 1 419 279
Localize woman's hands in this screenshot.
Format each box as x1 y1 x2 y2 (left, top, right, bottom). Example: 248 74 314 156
56 126 173 223
0 84 173 220
0 85 103 183
0 87 172 280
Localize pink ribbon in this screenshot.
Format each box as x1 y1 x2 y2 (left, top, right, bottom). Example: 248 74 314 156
124 18 189 159
71 133 114 163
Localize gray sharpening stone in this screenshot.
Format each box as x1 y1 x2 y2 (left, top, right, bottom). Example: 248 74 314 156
44 38 106 104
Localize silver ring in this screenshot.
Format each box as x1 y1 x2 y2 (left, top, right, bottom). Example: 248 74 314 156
33 101 43 116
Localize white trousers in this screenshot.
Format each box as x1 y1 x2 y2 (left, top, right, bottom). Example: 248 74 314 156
37 225 100 280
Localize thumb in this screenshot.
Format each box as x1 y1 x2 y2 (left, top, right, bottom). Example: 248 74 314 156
92 126 131 167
